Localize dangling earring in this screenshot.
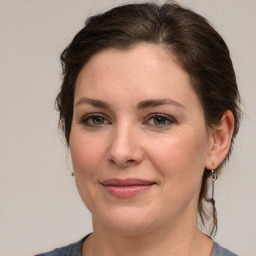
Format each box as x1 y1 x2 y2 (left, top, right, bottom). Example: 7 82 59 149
209 169 218 206
209 166 218 236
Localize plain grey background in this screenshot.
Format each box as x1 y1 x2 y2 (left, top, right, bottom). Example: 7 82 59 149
0 0 255 255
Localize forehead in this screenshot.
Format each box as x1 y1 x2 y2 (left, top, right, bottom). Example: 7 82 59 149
74 43 201 111
77 44 189 88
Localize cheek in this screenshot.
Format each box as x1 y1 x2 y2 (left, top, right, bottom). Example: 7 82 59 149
146 128 209 181
145 130 209 212
69 128 109 212
69 128 107 178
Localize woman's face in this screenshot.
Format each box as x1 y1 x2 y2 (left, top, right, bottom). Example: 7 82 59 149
70 43 212 234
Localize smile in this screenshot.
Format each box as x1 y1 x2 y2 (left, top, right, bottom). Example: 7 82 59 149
100 178 156 198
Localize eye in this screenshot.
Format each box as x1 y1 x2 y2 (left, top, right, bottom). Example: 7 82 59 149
145 113 175 127
80 113 110 127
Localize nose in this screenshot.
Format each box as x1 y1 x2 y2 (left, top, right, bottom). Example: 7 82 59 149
107 124 144 168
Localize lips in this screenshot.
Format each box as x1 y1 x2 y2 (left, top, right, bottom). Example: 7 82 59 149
100 178 156 198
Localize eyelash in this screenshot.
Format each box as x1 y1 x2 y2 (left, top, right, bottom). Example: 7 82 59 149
80 113 111 127
144 113 175 128
80 113 175 128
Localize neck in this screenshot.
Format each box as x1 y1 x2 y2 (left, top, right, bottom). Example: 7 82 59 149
82 212 213 256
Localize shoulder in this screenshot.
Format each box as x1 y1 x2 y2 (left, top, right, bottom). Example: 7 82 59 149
34 236 87 256
211 242 239 256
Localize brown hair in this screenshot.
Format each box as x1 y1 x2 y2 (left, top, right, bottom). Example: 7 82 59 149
56 1 241 236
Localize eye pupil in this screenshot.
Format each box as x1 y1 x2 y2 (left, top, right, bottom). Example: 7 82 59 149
93 116 104 124
154 116 166 126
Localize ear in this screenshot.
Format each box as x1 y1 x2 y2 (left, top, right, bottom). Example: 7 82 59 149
205 110 235 169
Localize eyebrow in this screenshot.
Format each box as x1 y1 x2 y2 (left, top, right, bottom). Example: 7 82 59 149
137 99 186 109
75 97 186 109
75 98 110 109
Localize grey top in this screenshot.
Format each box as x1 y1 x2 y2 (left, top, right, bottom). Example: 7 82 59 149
35 235 238 256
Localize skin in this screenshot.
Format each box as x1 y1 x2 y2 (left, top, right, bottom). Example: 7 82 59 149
69 43 234 256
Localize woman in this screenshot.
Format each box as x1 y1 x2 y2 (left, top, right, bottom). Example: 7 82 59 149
36 2 241 255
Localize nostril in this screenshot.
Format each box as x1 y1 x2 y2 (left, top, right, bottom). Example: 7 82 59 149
109 158 136 167
127 159 134 163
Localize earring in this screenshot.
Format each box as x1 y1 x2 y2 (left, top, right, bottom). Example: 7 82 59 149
71 172 75 177
208 164 218 236
209 169 218 206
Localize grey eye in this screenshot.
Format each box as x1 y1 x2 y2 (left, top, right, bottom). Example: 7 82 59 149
81 114 110 127
153 116 169 126
146 114 174 127
91 116 105 125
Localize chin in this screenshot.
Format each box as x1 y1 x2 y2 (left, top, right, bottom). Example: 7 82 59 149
94 206 160 236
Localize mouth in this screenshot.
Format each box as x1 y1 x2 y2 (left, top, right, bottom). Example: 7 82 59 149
100 178 156 198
